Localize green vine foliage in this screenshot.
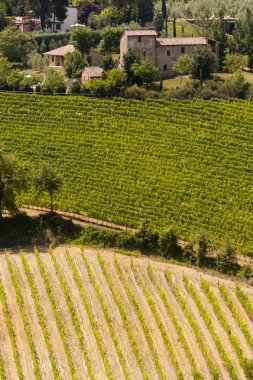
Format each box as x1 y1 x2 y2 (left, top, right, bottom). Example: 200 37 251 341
2 93 253 251
5 253 41 380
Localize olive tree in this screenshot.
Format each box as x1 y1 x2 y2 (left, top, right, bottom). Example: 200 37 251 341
35 164 62 212
0 153 28 218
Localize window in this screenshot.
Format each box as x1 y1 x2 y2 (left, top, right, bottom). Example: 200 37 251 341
181 47 185 53
167 50 171 56
163 64 167 71
138 36 142 43
52 56 55 63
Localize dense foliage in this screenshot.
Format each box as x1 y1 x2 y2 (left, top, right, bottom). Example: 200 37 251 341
2 93 253 252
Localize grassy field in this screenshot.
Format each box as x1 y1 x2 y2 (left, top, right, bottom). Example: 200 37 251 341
2 93 253 251
161 71 253 89
0 247 252 379
167 19 199 38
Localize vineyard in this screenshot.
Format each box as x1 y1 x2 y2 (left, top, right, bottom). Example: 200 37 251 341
2 93 253 250
0 247 252 379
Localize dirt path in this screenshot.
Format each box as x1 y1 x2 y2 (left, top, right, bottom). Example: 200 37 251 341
21 206 135 232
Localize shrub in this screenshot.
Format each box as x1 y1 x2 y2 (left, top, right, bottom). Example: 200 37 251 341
135 221 159 253
41 69 66 94
159 228 180 259
216 242 238 274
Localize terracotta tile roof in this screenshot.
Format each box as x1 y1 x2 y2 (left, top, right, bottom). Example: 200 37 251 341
124 30 158 36
44 44 75 56
83 66 103 78
156 37 207 46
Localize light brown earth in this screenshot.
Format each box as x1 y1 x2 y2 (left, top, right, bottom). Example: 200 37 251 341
0 246 252 380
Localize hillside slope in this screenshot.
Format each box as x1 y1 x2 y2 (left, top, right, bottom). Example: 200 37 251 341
0 247 252 379
1 93 253 250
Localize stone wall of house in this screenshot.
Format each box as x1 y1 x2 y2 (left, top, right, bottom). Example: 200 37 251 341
156 44 203 72
120 34 157 66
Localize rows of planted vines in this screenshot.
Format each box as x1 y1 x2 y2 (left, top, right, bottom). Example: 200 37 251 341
0 248 252 379
2 93 253 248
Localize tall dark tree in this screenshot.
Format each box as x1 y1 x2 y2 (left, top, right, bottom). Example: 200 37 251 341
162 0 166 19
138 0 154 26
123 49 140 85
207 11 228 69
233 8 253 71
25 0 68 31
191 46 215 83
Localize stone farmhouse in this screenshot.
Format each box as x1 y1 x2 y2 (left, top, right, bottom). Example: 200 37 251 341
120 30 219 73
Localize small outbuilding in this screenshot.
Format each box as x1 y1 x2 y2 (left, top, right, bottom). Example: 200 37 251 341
44 44 76 67
82 67 104 83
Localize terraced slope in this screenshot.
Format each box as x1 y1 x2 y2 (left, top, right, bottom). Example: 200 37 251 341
1 93 253 249
0 247 252 379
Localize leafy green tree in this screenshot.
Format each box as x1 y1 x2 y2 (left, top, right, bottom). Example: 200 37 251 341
135 221 159 252
35 164 62 212
159 228 180 259
0 57 12 88
233 9 253 71
224 53 248 72
227 71 250 99
138 0 154 26
205 11 228 69
25 0 68 31
191 46 215 82
123 49 140 85
131 57 158 85
71 25 93 55
102 54 117 71
0 152 28 218
7 69 24 90
172 54 193 84
42 68 66 94
98 26 123 54
216 242 237 273
0 4 8 31
63 51 87 79
106 67 126 94
27 51 48 72
0 26 35 63
19 75 39 92
154 12 164 34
